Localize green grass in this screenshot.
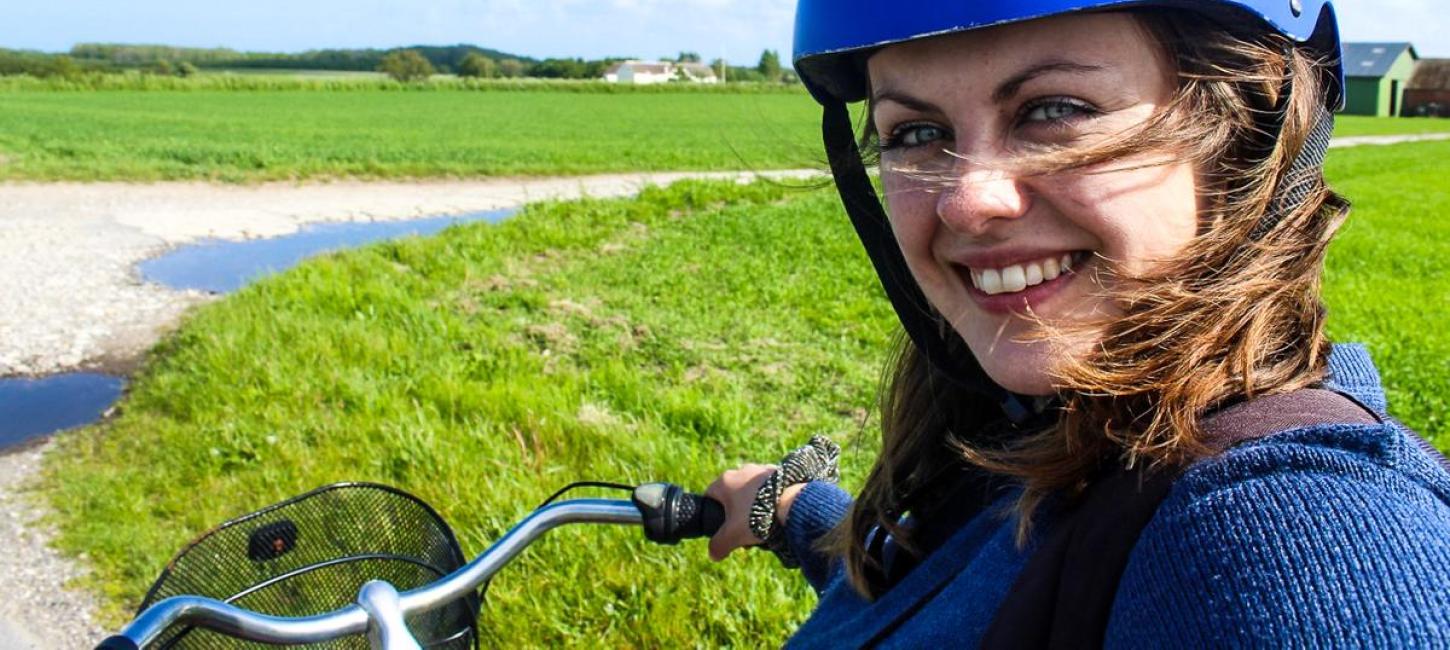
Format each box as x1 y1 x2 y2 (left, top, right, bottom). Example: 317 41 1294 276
1322 140 1450 440
1334 115 1450 137
0 89 823 182
37 143 1449 647
42 179 890 646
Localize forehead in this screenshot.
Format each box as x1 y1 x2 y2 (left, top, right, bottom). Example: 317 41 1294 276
866 12 1166 94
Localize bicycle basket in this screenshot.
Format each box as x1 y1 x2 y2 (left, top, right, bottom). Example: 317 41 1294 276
138 483 480 649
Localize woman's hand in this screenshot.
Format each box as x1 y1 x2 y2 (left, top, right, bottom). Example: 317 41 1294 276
704 464 807 562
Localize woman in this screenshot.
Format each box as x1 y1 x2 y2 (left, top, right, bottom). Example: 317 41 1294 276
706 1 1450 647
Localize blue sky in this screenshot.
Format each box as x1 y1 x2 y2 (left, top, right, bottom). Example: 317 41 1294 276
2 0 1445 64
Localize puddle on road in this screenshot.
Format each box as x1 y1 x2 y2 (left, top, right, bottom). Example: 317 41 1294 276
0 373 125 452
4 210 518 448
140 208 517 293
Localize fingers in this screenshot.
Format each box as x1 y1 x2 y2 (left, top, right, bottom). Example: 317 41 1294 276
704 463 777 562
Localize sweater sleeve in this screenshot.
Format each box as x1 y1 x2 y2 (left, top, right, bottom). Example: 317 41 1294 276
1104 429 1450 648
784 480 852 594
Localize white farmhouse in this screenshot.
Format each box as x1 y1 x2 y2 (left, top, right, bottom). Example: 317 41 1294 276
602 60 720 85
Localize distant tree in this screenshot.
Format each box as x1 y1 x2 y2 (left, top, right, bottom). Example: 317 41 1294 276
498 58 526 78
530 57 587 79
757 49 782 82
51 55 80 78
676 51 701 63
457 53 496 78
175 61 199 77
377 49 435 82
151 59 174 76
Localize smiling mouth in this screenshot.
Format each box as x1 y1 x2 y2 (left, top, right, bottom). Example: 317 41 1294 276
963 251 1089 296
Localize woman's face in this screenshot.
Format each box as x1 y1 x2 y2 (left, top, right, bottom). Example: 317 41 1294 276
868 13 1199 396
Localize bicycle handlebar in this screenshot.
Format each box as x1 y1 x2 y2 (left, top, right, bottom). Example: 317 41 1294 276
100 484 723 649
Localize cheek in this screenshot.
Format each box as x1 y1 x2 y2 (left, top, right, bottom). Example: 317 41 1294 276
1057 163 1200 269
882 175 941 267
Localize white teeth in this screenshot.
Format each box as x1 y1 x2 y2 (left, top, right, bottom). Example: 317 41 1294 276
978 268 1003 295
1001 265 1027 292
1024 262 1043 286
968 253 1081 296
1043 257 1060 280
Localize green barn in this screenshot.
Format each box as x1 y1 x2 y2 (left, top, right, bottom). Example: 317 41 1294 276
1342 42 1419 116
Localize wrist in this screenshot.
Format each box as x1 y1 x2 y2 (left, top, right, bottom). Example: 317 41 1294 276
776 482 806 527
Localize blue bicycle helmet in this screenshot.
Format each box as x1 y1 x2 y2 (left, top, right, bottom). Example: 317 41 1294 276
792 0 1345 416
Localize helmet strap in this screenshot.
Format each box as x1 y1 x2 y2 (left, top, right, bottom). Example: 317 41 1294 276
1252 46 1334 240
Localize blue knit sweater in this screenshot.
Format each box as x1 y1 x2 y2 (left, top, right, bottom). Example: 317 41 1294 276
782 345 1450 648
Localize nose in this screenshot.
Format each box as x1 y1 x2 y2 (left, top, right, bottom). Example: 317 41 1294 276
935 161 1031 236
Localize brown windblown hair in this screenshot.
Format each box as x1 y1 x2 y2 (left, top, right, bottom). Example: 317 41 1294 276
831 10 1351 599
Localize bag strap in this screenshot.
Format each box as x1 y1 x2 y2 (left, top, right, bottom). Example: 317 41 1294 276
979 388 1378 650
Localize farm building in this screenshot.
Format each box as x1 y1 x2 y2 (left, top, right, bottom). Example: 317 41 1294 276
1341 42 1418 116
1404 59 1450 117
602 60 719 85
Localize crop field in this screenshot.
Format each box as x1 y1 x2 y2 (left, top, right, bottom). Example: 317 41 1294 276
40 138 1448 645
0 88 823 182
2 81 1446 182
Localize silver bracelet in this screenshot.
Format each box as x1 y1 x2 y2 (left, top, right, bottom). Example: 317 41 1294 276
749 435 841 567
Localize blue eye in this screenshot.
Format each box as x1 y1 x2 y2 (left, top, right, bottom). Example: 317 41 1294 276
1022 98 1095 124
882 123 949 150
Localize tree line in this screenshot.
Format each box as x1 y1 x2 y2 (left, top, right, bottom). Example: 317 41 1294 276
1 43 798 84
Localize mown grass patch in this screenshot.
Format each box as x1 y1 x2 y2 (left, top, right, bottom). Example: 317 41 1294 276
0 89 823 182
41 142 1446 646
1334 115 1450 137
1322 140 1450 442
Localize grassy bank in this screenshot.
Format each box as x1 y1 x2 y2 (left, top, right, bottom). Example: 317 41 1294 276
43 179 888 645
0 89 822 182
41 140 1448 645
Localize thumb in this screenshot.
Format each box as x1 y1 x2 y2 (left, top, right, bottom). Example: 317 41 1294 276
708 533 733 562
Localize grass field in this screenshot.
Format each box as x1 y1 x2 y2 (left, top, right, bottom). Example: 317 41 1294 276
2 82 1447 182
0 89 823 182
39 139 1448 645
1334 115 1450 137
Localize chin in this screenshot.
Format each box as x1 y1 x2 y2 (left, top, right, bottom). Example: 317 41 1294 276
966 339 1064 397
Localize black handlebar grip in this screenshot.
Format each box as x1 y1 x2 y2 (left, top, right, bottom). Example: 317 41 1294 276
675 492 725 540
632 483 725 545
95 636 140 650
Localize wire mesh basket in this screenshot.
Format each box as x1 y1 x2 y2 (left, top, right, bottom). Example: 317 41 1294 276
138 483 480 649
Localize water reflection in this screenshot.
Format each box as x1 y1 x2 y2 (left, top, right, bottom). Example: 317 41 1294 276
0 373 125 451
140 208 516 293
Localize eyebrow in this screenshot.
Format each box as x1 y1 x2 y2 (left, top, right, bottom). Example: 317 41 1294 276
870 60 1106 111
991 61 1105 103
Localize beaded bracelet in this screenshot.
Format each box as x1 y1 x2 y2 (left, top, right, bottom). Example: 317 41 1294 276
749 435 841 567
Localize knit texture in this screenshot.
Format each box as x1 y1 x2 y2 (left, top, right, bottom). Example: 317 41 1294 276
786 480 852 592
782 345 1450 648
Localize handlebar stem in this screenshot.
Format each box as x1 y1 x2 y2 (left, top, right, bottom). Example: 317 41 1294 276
358 581 421 650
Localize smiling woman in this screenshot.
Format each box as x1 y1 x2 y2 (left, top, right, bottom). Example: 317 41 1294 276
702 0 1450 647
870 13 1201 396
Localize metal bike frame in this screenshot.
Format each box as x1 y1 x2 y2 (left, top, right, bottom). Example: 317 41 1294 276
113 499 643 649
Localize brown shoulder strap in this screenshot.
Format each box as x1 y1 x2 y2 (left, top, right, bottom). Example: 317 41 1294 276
1199 388 1379 452
979 388 1378 650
